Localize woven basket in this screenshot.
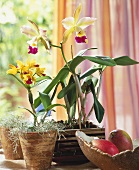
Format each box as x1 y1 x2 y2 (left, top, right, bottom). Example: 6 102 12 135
53 127 105 164
0 127 23 160
19 130 57 170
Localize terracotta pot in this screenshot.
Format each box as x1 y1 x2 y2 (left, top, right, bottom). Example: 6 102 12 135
19 130 57 170
0 127 23 160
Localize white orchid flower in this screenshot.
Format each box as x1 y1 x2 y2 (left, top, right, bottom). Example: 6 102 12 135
62 3 97 44
20 19 50 54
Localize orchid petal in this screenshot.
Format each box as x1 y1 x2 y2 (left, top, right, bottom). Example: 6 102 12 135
28 46 38 54
20 26 37 38
36 67 46 77
39 28 47 39
16 60 24 68
62 27 75 44
76 30 86 37
28 19 39 33
75 26 83 33
41 38 50 51
27 37 38 46
62 17 74 29
75 35 88 43
7 64 17 75
77 17 97 29
73 3 82 24
26 59 36 68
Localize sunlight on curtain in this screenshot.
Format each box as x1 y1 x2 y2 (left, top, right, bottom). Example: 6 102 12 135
109 0 139 139
52 0 74 121
69 0 139 139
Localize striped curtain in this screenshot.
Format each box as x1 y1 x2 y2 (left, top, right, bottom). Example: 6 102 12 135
53 0 139 139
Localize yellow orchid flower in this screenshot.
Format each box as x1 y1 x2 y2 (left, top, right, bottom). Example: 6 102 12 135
16 60 25 71
22 72 36 85
62 3 96 44
6 64 18 75
26 59 37 68
20 19 50 54
35 67 46 77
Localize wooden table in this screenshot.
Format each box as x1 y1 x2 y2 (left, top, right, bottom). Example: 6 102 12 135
0 149 100 170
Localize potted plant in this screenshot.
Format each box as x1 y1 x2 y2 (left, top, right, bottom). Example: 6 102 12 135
0 112 25 160
19 3 139 163
6 57 65 169
6 3 139 166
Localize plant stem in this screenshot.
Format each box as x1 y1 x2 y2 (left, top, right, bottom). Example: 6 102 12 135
60 82 71 123
73 74 86 127
51 43 71 71
27 89 38 126
97 71 103 98
50 44 61 49
60 43 70 69
51 42 86 127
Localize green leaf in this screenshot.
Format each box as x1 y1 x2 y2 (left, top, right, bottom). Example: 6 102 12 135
93 97 104 123
46 103 66 111
57 83 75 99
84 56 116 66
69 103 76 120
67 85 76 107
31 76 52 88
80 66 102 79
75 47 97 57
70 56 84 73
34 67 69 108
36 76 52 82
34 97 40 109
39 92 51 110
43 67 69 94
90 82 104 123
113 56 139 66
51 82 60 101
59 76 76 107
81 76 98 93
18 106 36 118
70 56 116 73
92 77 98 87
28 91 33 104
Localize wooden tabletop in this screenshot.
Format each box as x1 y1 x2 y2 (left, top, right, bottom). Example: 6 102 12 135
0 149 100 170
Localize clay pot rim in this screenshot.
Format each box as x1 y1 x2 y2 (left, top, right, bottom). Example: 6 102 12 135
18 129 57 134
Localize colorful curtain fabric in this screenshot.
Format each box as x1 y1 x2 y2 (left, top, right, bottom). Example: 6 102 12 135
53 0 139 139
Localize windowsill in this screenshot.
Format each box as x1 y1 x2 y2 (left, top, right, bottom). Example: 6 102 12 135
0 149 100 170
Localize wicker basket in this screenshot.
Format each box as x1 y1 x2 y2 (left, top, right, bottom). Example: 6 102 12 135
0 127 23 160
19 130 57 170
53 127 105 164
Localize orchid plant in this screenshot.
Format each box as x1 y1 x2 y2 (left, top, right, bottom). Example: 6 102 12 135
7 3 139 129
6 59 65 127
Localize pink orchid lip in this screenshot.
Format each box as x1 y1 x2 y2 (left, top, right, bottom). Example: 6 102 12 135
75 35 87 43
28 46 38 54
26 78 32 84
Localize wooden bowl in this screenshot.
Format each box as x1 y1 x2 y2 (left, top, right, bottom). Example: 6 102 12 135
75 130 139 170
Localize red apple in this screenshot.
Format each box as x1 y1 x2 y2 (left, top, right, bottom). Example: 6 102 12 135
108 129 133 152
91 139 119 156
